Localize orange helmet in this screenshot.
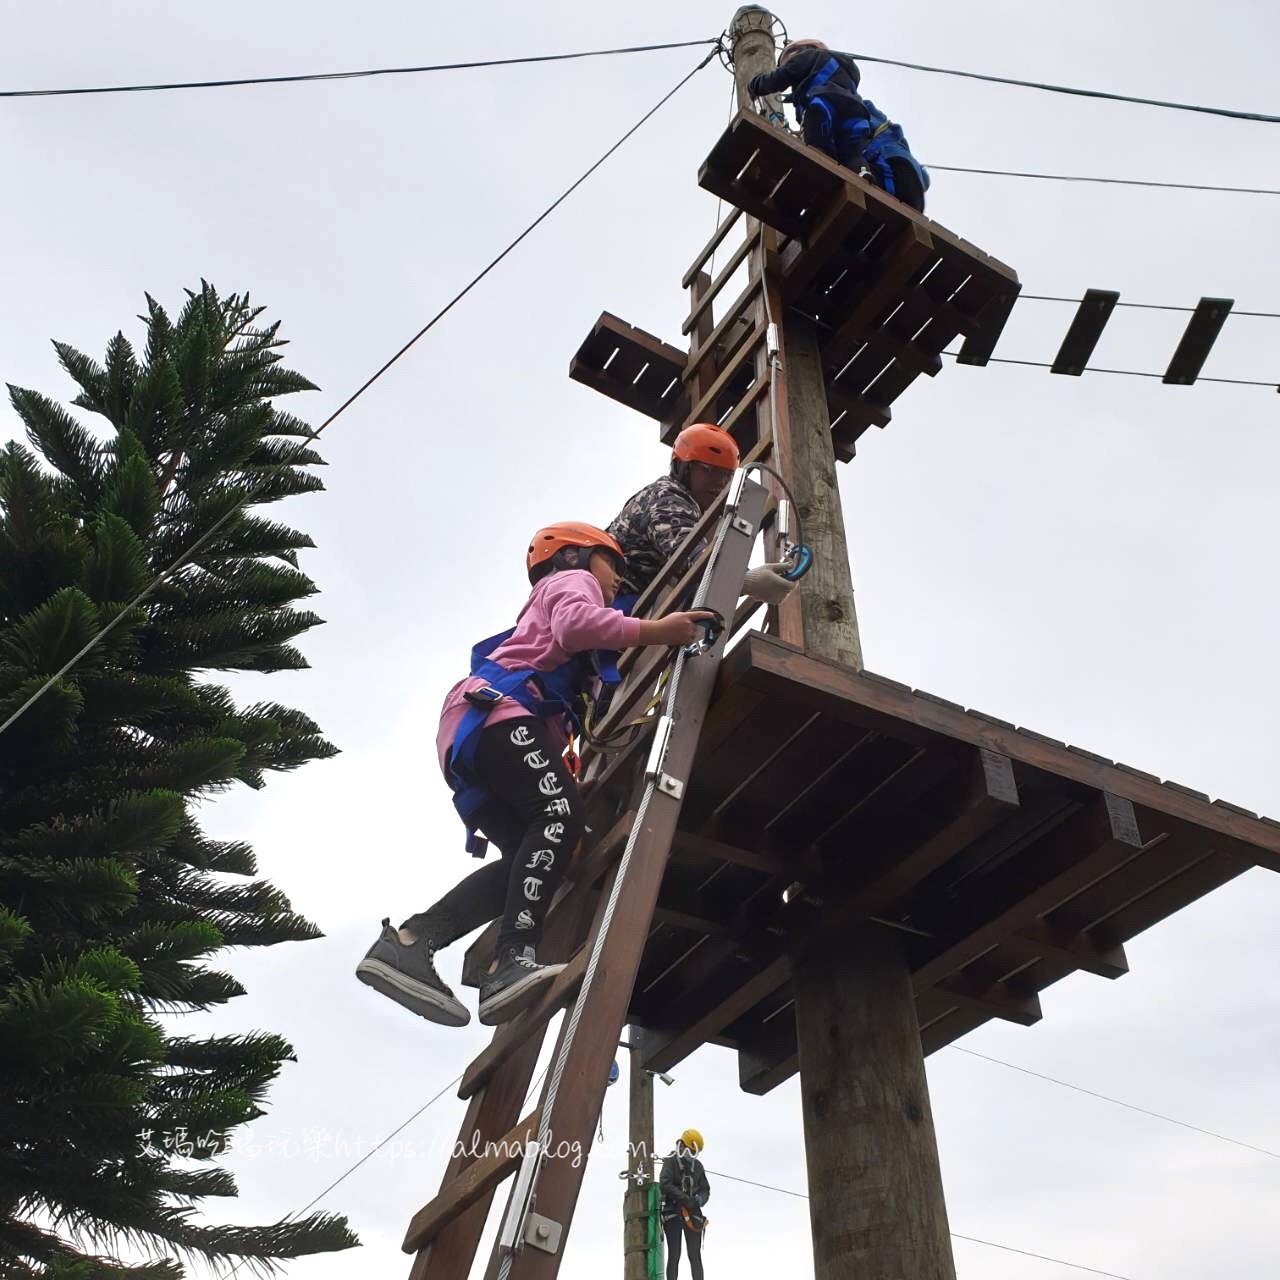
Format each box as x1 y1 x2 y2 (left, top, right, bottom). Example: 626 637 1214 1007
672 423 740 472
527 522 624 584
780 38 828 64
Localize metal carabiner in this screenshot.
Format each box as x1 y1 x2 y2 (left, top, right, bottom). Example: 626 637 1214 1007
682 609 726 658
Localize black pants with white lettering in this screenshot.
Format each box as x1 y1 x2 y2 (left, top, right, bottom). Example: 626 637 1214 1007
404 717 583 957
662 1216 704 1280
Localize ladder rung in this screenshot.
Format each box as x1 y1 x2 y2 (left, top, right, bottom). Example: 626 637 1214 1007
402 1110 538 1254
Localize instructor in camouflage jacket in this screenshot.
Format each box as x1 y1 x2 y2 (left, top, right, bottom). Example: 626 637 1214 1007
607 423 740 603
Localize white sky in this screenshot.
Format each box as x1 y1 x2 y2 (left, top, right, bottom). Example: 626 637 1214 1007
4 2 1279 1278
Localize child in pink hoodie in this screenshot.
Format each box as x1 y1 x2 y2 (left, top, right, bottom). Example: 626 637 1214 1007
357 522 711 1027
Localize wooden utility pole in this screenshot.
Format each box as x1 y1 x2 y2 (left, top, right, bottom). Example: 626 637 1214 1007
729 9 955 1277
623 1033 656 1280
729 5 863 670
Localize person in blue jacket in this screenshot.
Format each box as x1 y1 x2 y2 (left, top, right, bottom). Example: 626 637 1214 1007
747 39 930 213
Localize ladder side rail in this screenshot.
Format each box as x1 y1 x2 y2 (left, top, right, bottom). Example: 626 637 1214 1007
487 478 769 1279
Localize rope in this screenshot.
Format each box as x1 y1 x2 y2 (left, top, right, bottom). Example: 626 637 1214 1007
0 48 718 742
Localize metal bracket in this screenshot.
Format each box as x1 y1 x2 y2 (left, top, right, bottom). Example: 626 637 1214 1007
766 321 780 364
524 1212 563 1255
724 467 747 514
497 1140 543 1256
654 772 685 800
644 715 674 783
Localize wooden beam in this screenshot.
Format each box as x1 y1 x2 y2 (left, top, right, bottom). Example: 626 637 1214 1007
1005 921 1129 979
670 828 816 878
723 632 1280 860
402 1111 538 1254
738 1004 798 1095
1164 297 1234 385
818 748 1019 929
1050 289 1120 376
932 973 1043 1026
910 792 1147 993
639 954 792 1074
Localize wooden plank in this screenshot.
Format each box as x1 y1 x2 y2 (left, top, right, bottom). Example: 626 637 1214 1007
723 633 1280 859
402 1111 538 1254
1164 297 1234 384
568 312 687 421
910 793 1148 992
1050 289 1120 376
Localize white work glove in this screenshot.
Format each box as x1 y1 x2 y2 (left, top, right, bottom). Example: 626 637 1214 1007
742 562 798 606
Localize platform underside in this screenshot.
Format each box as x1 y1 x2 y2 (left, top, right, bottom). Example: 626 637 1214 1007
627 633 1279 1093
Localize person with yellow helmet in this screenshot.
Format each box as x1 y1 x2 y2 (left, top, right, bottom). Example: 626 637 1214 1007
606 423 740 609
659 1128 710 1279
356 524 712 1028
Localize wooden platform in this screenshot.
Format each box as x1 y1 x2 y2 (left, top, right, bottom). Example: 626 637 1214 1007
698 111 1021 456
619 632 1278 1094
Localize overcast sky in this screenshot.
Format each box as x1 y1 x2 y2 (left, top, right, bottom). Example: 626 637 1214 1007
4 1 1280 1277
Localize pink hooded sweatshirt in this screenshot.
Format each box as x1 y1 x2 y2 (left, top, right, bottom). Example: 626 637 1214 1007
435 569 642 776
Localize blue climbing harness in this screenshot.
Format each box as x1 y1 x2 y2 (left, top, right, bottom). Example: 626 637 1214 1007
447 628 620 855
794 58 929 199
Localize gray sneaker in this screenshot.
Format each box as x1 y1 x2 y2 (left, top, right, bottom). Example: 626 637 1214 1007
478 945 566 1026
356 919 470 1027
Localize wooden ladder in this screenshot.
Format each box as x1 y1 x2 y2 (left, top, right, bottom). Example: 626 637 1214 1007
399 475 769 1279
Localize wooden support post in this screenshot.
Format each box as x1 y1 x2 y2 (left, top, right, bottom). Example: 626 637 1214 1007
729 15 947 1278
623 1033 656 1280
730 6 862 669
794 930 957 1280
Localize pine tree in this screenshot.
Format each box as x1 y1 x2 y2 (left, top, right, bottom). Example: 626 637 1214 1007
0 284 358 1276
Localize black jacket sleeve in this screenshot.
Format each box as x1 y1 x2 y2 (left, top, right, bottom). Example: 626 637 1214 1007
693 1160 711 1208
747 60 801 100
659 1154 683 1203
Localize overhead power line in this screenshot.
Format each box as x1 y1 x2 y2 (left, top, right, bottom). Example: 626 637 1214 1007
851 50 1280 124
705 1169 1136 1279
0 49 718 740
926 163 1280 198
950 1047 1280 1160
0 38 719 99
